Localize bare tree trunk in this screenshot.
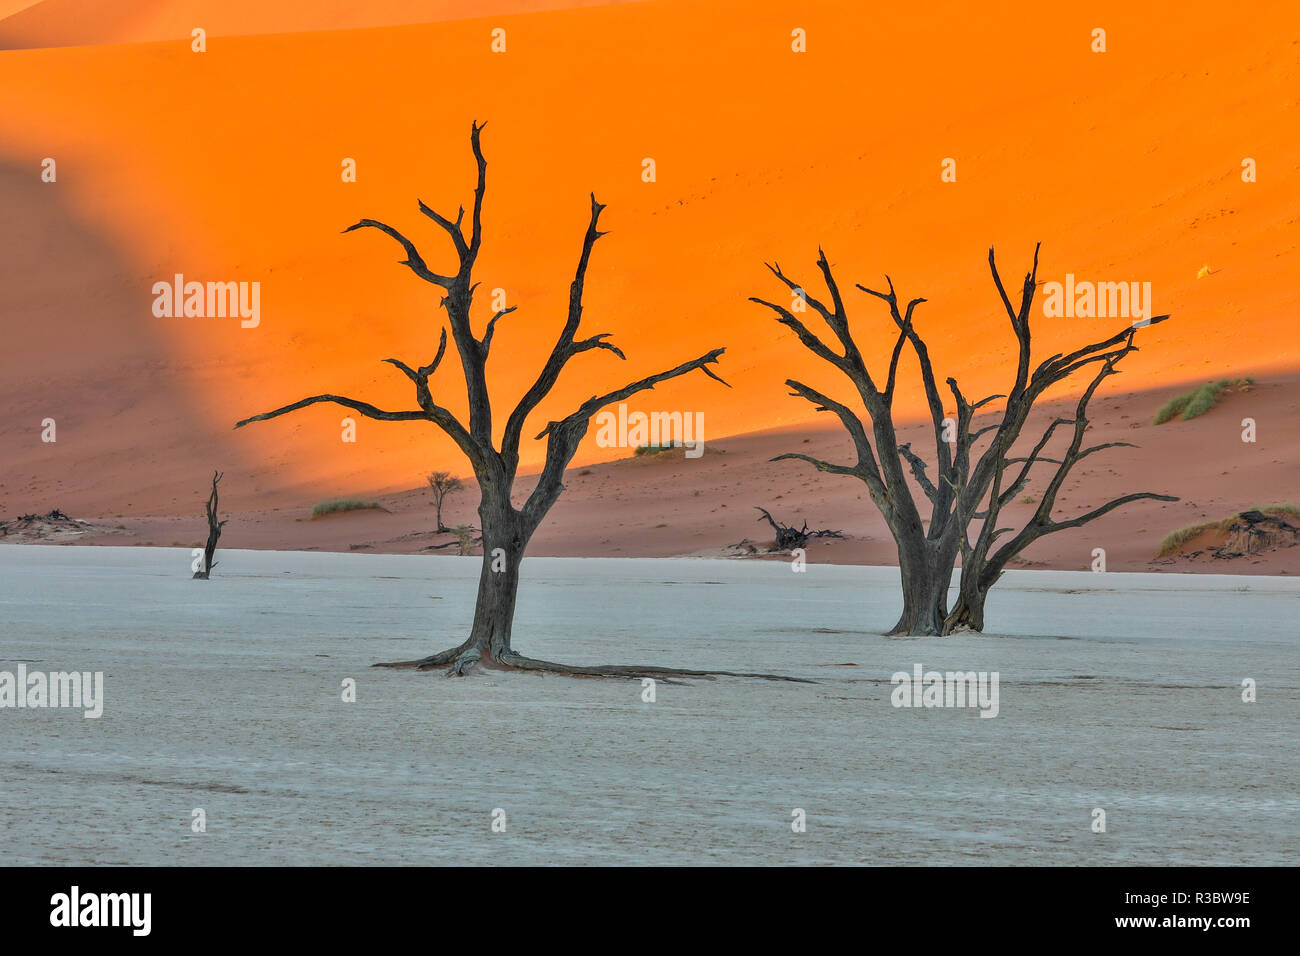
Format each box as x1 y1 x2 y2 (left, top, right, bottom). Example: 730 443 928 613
945 589 986 632
464 495 526 665
889 533 959 635
944 562 996 632
381 473 802 680
192 470 226 580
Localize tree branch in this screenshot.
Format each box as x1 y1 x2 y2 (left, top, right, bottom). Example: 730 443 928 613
771 452 860 477
342 219 454 287
501 193 610 465
533 348 729 441
235 394 429 428
1043 492 1180 532
480 305 517 356
897 442 939 502
749 295 846 369
521 348 729 526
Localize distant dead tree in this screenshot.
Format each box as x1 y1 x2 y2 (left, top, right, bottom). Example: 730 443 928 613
751 245 1177 634
426 470 463 533
238 123 794 681
192 470 227 580
754 507 842 551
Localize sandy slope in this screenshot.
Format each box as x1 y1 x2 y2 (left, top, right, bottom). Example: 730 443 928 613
2 547 1295 865
0 1 40 21
0 0 638 49
12 374 1298 574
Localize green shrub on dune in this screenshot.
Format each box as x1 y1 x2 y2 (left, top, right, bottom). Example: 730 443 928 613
633 443 679 457
309 498 386 519
1152 394 1191 424
1153 378 1253 425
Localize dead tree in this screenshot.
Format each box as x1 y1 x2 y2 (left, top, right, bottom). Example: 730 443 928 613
751 245 1177 635
238 123 795 681
426 470 462 533
192 470 227 580
754 507 842 551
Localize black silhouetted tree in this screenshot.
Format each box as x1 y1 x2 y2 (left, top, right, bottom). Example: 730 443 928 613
238 123 794 680
192 470 227 580
751 245 1177 635
426 470 462 533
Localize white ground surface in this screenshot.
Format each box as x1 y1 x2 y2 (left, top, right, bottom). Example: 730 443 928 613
0 546 1295 865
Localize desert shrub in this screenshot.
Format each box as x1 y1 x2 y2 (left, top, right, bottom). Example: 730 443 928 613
1152 394 1191 424
1156 521 1217 557
310 498 385 519
634 442 679 456
1153 378 1253 425
1178 382 1221 419
452 524 476 555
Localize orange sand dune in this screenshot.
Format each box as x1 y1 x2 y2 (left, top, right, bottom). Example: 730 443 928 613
0 1 41 21
1 0 1298 515
0 0 639 49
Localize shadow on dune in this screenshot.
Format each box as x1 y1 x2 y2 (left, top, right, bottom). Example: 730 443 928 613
0 159 266 515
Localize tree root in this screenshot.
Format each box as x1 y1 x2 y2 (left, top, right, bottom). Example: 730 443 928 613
373 646 811 682
497 651 810 682
372 646 466 670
